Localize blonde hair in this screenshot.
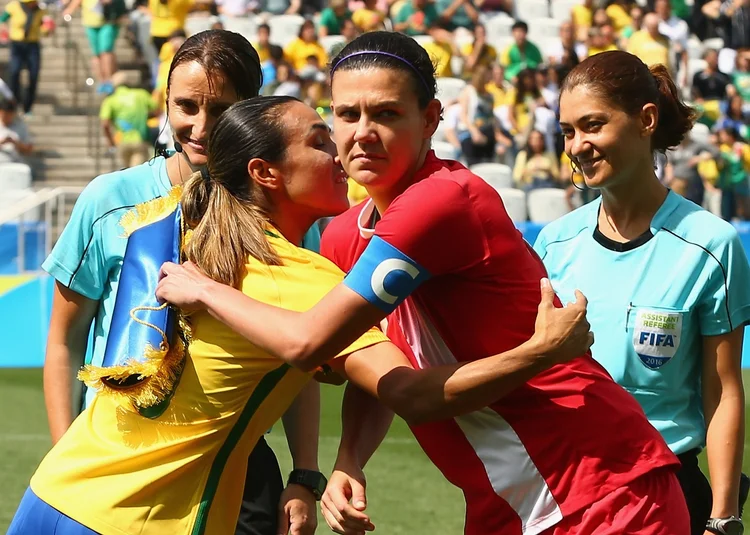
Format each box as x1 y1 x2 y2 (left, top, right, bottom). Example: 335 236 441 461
180 97 300 288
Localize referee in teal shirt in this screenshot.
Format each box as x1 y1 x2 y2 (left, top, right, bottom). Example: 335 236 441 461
536 51 750 535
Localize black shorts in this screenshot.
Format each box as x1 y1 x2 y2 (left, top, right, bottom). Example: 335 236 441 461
676 449 712 535
235 436 284 535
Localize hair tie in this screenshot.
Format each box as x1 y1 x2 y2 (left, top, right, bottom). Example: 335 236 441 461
331 50 431 93
200 168 210 181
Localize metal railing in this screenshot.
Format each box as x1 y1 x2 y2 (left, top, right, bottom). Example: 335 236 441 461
0 186 85 274
60 12 103 176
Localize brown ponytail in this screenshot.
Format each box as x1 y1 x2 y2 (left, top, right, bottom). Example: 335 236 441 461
649 63 698 152
561 50 697 153
182 170 281 289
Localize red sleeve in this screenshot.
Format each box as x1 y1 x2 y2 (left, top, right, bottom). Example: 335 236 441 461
374 178 486 277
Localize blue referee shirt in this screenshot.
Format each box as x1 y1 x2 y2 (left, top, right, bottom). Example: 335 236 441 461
534 190 750 454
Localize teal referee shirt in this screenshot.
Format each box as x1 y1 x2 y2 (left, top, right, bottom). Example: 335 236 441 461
534 190 750 454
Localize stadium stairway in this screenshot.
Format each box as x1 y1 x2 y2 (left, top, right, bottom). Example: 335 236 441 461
0 12 147 188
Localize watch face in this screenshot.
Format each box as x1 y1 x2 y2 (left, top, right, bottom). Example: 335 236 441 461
724 520 744 535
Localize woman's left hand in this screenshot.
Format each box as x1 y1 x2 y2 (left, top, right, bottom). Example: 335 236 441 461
156 261 215 311
278 484 318 535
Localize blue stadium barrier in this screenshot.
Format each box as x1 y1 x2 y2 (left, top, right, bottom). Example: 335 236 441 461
3 221 750 367
0 222 48 274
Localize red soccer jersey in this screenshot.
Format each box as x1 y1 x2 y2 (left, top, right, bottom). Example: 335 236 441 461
321 152 679 535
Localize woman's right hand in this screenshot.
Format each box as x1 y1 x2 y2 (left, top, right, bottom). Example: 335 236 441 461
529 278 594 367
156 261 216 311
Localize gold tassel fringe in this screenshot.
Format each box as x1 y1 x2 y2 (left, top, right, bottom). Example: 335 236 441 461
78 336 186 409
119 186 183 237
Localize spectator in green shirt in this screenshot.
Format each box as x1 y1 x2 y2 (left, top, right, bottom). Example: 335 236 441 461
319 0 352 36
393 0 440 36
499 20 543 82
99 71 157 168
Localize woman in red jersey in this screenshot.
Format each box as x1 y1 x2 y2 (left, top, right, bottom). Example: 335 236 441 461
156 32 689 535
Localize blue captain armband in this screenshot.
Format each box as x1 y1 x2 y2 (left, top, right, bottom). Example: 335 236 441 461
344 236 431 313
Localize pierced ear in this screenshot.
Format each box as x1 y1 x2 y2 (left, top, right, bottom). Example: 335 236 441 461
641 103 659 137
247 158 281 190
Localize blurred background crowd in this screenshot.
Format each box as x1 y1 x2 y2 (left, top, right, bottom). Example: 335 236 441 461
3 0 750 223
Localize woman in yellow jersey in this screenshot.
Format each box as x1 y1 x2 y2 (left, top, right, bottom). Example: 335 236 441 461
8 96 591 535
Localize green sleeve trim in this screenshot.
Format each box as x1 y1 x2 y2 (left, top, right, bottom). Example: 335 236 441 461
0 12 11 22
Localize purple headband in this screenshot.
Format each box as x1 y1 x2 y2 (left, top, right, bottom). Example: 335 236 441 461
330 50 431 93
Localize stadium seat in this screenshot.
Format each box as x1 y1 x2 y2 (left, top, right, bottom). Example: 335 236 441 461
703 37 725 51
185 17 214 37
536 36 563 58
412 34 434 47
690 123 711 145
320 34 346 55
551 0 581 22
528 18 561 42
436 77 466 106
489 36 514 56
432 140 460 160
686 38 704 60
688 58 707 83
222 17 258 40
0 163 32 192
495 188 528 222
527 188 569 223
485 16 515 39
515 0 549 21
0 188 39 221
269 14 305 47
470 163 514 190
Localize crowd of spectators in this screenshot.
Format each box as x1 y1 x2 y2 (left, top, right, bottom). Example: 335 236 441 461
3 0 750 221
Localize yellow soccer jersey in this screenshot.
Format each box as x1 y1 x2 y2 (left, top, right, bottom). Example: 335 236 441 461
30 229 388 535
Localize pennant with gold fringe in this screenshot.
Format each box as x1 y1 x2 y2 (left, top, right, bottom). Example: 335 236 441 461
78 186 190 415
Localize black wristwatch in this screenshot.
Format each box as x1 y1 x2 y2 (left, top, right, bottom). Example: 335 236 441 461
706 517 744 535
287 469 328 500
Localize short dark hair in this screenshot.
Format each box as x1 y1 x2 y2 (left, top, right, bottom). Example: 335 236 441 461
0 98 17 112
561 50 696 152
512 21 528 32
168 29 262 100
258 23 270 32
330 31 436 108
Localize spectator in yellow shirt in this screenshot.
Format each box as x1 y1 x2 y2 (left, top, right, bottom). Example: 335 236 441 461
485 63 508 108
626 13 671 72
572 0 594 42
460 24 496 78
352 0 386 32
284 20 328 72
253 23 271 63
0 0 52 114
421 39 453 77
587 26 618 57
149 0 204 54
605 0 632 35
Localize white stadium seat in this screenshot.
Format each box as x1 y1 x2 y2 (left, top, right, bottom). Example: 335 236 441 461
485 16 515 39
412 34 434 47
527 188 570 223
515 0 549 21
551 0 581 22
470 163 514 190
0 162 32 192
688 58 707 83
432 140 460 161
222 17 258 40
185 17 214 37
495 188 527 223
690 123 711 145
436 77 467 106
320 35 346 55
528 18 561 42
268 14 305 47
